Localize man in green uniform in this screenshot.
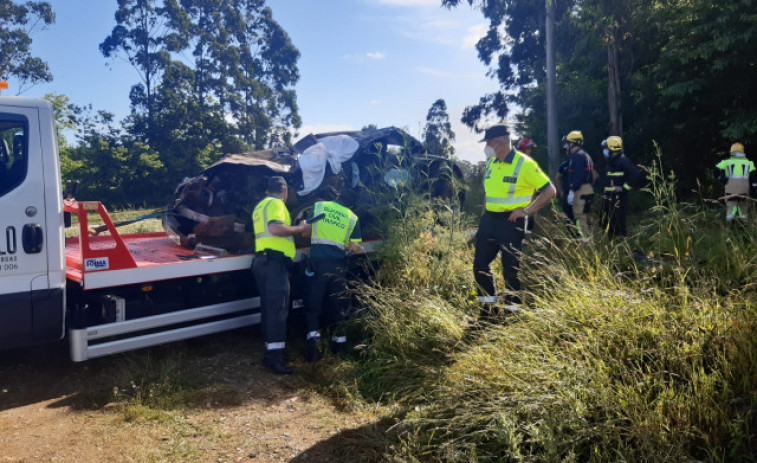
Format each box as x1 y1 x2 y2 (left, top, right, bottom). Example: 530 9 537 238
304 187 362 363
252 176 311 375
715 142 756 221
474 124 556 320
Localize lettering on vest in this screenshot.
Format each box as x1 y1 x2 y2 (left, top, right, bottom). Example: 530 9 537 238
323 217 347 229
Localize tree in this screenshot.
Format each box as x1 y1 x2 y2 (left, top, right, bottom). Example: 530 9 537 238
100 0 171 134
64 106 165 205
99 0 302 197
161 0 301 149
423 98 455 157
443 0 757 193
643 0 757 187
226 0 301 148
0 0 54 93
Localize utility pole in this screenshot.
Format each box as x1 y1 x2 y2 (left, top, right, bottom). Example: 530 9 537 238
545 0 559 180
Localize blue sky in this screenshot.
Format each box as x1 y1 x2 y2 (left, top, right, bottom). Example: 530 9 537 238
7 0 503 163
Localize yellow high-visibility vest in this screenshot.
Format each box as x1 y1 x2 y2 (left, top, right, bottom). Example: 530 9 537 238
253 196 295 259
484 150 550 212
716 156 756 179
310 201 359 249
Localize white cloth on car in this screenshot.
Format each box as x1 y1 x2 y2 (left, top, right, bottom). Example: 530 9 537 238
298 135 359 195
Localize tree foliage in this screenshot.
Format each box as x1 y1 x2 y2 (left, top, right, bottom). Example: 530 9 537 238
100 0 171 129
0 0 54 93
443 0 757 192
79 0 302 205
63 105 166 205
423 98 455 157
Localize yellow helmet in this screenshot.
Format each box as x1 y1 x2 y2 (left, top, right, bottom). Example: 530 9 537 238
565 130 584 146
606 136 623 151
730 142 745 155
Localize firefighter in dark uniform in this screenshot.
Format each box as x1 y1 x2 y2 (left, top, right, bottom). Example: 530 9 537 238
304 188 362 363
600 136 641 238
474 124 556 319
555 143 575 226
565 130 596 240
252 176 311 375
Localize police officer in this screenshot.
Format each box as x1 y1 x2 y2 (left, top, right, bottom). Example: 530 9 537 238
715 143 756 221
600 136 641 238
474 124 555 318
304 187 362 363
565 131 596 239
252 176 311 375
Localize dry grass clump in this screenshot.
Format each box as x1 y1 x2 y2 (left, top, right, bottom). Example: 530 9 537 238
324 154 757 462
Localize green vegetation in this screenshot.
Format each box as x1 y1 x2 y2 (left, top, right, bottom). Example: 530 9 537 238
59 151 757 461
317 155 757 462
65 207 164 238
443 0 757 194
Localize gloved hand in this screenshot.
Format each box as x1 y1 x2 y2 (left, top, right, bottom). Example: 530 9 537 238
567 190 575 206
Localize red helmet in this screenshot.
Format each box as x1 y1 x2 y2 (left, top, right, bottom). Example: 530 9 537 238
517 138 536 151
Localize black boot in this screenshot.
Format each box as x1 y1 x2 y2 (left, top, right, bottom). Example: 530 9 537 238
262 349 292 375
306 339 321 363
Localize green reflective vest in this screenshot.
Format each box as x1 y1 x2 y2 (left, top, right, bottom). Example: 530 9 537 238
310 201 359 250
716 156 756 179
253 196 295 259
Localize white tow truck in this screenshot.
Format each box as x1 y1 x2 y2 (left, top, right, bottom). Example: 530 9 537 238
0 95 377 361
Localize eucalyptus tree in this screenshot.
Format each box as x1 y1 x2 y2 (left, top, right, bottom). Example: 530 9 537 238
100 0 172 133
0 0 54 93
423 98 456 158
162 0 301 149
228 1 301 148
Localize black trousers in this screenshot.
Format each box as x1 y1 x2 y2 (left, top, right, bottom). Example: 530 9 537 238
473 212 525 303
252 254 290 347
600 191 628 238
305 259 347 337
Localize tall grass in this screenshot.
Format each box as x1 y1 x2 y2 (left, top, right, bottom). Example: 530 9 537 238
324 149 757 462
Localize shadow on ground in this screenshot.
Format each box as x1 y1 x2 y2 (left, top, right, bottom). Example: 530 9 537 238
290 416 396 463
0 326 308 412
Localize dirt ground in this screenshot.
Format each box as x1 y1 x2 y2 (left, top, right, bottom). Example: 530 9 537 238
0 329 381 463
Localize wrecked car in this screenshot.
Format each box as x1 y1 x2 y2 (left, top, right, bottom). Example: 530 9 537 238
163 126 465 252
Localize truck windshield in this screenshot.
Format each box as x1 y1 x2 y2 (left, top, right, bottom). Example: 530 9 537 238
0 115 28 197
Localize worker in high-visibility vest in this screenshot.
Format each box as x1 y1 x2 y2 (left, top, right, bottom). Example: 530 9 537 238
474 124 556 320
252 176 311 375
304 187 362 363
715 143 756 221
599 136 641 238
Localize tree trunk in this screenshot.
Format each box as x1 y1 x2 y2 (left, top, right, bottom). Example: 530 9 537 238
606 31 623 136
546 0 559 180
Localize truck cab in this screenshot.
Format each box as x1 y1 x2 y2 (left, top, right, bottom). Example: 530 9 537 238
0 97 66 349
